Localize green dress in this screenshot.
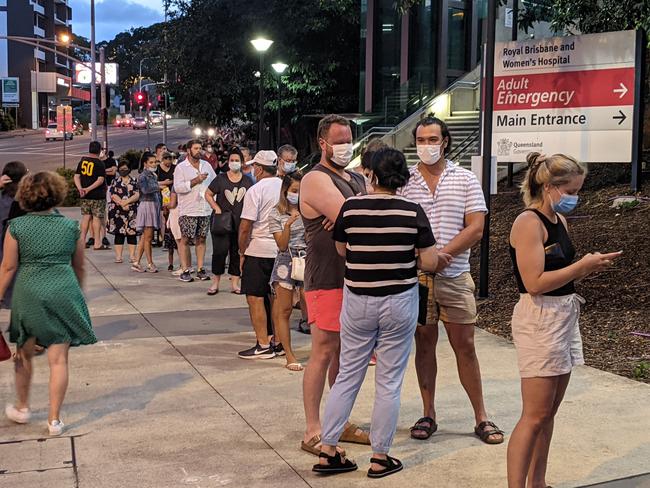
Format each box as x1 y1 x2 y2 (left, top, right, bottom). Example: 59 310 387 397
9 213 97 348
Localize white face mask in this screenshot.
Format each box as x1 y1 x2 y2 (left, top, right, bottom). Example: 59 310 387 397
417 144 443 166
327 142 354 168
147 166 157 173
229 161 241 172
286 192 299 205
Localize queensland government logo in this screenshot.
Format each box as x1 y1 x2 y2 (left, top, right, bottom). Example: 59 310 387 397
497 138 512 156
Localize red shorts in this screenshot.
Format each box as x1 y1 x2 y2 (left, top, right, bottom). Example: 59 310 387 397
305 288 343 332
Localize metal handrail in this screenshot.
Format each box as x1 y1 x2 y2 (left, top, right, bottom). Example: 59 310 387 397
448 128 480 161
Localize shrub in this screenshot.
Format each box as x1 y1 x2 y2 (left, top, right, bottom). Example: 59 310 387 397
0 110 16 131
56 167 80 207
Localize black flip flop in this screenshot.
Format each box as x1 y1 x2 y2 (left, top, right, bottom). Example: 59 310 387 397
206 289 219 296
367 455 403 479
312 452 358 475
410 416 437 440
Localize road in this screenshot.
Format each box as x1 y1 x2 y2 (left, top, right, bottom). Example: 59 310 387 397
0 118 194 172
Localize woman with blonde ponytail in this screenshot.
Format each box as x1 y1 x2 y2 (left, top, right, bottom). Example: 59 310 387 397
507 152 623 488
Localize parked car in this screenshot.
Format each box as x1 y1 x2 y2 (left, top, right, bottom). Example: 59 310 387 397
132 117 149 130
149 110 163 125
72 119 84 135
45 123 73 141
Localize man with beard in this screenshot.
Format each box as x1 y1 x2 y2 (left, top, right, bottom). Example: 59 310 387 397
298 115 370 456
173 139 216 283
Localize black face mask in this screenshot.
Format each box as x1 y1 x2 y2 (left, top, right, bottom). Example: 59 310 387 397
119 168 131 177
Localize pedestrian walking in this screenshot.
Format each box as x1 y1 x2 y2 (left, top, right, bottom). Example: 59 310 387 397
205 147 252 295
398 116 503 444
237 150 282 359
173 139 216 283
0 171 96 436
299 114 370 457
269 171 306 371
74 141 110 251
131 152 161 273
107 160 139 264
507 153 621 488
314 148 443 478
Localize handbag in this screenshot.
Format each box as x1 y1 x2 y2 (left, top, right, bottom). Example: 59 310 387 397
289 248 306 282
210 210 233 235
0 334 12 362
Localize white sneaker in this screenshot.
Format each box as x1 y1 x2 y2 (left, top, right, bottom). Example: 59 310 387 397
171 268 183 276
48 420 65 436
5 404 31 424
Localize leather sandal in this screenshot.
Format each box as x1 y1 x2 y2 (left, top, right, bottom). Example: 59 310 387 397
312 451 358 475
410 416 437 440
474 420 505 445
367 455 403 478
339 423 370 445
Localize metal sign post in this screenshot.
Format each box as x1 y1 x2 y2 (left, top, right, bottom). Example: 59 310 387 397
631 29 647 192
62 110 67 170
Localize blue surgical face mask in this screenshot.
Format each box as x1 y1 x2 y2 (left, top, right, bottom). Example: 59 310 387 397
286 192 299 205
552 187 579 214
283 162 297 174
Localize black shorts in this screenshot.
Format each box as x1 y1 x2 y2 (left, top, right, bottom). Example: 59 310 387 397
241 256 275 297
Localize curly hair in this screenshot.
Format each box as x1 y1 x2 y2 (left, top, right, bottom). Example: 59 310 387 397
16 171 68 212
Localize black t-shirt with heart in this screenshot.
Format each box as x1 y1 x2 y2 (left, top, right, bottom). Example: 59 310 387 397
207 172 253 225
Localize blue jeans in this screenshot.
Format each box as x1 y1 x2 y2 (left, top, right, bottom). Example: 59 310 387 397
321 285 418 454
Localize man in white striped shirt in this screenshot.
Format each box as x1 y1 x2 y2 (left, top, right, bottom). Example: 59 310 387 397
398 116 504 445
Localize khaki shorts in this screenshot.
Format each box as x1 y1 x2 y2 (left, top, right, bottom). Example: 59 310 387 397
80 199 106 219
418 272 477 326
511 293 585 378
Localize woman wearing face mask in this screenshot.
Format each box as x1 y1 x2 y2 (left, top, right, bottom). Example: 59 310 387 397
131 152 161 273
507 152 622 488
107 161 140 264
205 147 253 295
268 172 306 371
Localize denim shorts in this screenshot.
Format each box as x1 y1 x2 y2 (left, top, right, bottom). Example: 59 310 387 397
270 249 304 290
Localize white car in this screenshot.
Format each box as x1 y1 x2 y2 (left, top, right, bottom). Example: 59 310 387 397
149 110 163 125
45 123 73 141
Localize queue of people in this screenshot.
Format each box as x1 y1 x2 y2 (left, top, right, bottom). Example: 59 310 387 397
0 112 619 488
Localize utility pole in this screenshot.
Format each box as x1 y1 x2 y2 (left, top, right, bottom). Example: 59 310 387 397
478 0 497 298
100 46 108 152
162 0 169 145
90 0 97 141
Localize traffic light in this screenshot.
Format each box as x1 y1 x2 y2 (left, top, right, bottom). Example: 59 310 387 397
134 91 147 106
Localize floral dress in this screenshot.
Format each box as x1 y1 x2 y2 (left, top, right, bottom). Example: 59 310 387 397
107 176 139 236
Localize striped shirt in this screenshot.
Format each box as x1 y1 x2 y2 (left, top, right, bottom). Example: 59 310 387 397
333 194 435 297
398 160 487 278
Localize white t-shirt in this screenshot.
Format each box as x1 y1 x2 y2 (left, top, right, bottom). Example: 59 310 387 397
240 176 282 258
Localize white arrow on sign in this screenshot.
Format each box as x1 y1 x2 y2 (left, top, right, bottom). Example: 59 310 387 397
613 83 628 99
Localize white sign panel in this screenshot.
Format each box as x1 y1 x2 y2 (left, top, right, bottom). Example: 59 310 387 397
74 63 119 85
492 30 637 163
1 77 19 104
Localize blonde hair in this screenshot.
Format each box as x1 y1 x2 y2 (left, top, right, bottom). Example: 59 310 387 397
16 171 68 212
521 152 587 207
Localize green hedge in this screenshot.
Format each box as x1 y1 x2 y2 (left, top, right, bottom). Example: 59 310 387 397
56 167 80 207
0 110 16 131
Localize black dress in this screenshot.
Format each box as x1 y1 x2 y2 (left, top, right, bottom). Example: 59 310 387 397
207 172 253 276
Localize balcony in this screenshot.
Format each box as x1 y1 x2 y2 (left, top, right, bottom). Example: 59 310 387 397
31 1 45 15
54 0 68 4
34 48 46 61
55 15 67 26
33 25 45 38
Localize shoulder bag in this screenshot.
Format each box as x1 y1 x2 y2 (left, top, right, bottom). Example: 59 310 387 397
288 248 306 282
211 210 233 235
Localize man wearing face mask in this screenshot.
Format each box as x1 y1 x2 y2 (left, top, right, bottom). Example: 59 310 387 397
398 117 504 445
237 150 283 359
240 147 256 184
203 142 220 172
299 115 370 456
173 139 217 283
277 144 299 177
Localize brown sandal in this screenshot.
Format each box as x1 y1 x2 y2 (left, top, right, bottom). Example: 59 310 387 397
339 423 371 445
474 420 504 444
301 435 346 457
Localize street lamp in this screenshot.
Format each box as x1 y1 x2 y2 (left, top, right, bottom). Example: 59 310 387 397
271 62 288 147
250 37 273 150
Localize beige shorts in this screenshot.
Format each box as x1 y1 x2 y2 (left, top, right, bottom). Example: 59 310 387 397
511 293 585 378
418 272 477 326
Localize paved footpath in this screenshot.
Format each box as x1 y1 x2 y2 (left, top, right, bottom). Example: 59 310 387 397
1 208 649 488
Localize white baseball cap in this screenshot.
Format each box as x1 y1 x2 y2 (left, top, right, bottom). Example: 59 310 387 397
247 150 277 167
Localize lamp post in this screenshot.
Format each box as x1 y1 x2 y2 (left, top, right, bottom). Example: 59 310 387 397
271 62 288 148
250 37 273 150
90 0 97 141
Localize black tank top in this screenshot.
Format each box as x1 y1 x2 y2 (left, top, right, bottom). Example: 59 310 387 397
302 164 366 291
509 208 576 296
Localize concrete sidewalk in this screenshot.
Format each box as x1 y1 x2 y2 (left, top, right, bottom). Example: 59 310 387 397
1 208 649 487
